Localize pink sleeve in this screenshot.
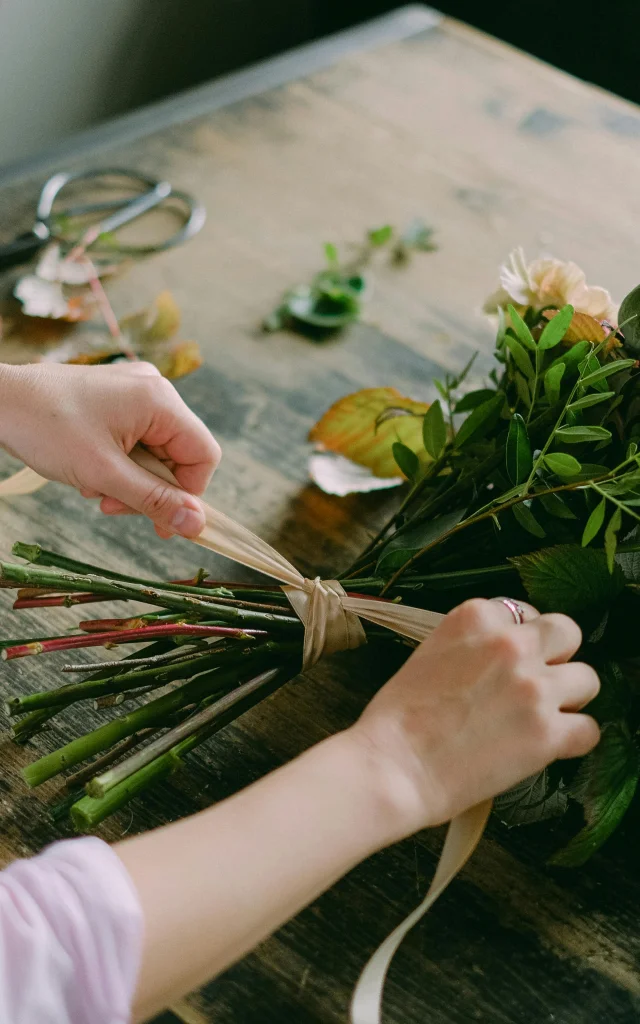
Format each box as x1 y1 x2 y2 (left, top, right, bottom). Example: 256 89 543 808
0 836 143 1024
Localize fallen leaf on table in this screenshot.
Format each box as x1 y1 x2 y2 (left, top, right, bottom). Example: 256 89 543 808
13 276 93 321
119 291 202 378
153 340 202 379
309 387 430 478
309 450 403 495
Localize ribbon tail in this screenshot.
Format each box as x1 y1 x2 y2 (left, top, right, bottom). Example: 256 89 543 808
0 466 48 497
350 800 492 1024
343 596 445 642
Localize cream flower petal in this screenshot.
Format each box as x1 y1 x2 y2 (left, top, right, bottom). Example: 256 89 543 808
498 247 533 306
529 259 586 310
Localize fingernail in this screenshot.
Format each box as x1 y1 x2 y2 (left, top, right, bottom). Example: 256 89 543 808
171 505 204 538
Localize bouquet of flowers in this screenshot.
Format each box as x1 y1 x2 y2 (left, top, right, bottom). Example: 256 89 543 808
2 249 639 865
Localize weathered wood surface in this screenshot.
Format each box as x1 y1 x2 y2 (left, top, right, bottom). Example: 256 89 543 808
1 8 640 1023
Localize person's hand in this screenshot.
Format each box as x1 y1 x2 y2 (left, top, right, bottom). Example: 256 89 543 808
0 361 220 539
350 597 601 839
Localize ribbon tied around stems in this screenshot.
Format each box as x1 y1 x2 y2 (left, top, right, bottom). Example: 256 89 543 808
0 446 492 1023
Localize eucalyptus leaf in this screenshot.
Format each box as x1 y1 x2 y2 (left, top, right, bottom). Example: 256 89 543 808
555 425 612 444
506 413 532 485
580 359 636 389
392 441 419 481
568 391 615 411
454 394 503 447
544 452 582 477
512 501 545 537
422 400 447 459
538 491 577 519
454 389 496 413
514 373 531 408
604 507 622 574
511 544 625 617
505 334 535 378
544 362 565 405
547 340 591 373
507 305 536 350
582 498 606 547
538 304 574 350
549 723 639 867
377 509 466 574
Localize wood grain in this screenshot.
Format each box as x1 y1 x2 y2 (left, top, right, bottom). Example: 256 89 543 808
1 11 639 1023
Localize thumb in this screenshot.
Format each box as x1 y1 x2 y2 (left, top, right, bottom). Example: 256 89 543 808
96 450 206 538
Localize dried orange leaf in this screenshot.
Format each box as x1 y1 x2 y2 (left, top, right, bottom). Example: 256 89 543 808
309 387 430 478
154 341 203 380
120 291 181 347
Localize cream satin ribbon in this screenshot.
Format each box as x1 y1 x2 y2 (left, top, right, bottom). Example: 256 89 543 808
0 449 492 1023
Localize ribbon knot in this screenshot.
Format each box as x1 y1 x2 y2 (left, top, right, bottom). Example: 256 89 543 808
284 575 367 669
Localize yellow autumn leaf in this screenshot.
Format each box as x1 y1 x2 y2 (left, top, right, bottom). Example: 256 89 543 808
309 387 430 478
155 341 203 379
119 291 202 379
119 291 181 346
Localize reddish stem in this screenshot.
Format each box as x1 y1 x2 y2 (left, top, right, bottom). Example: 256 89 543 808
1 624 266 661
13 593 107 610
79 615 173 633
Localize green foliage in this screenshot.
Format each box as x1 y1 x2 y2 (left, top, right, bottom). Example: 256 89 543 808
264 219 436 334
376 509 465 575
507 305 536 350
582 498 606 547
538 305 574 350
368 225 393 247
549 724 639 867
604 507 622 573
422 401 447 459
392 441 419 481
543 453 582 477
454 389 496 413
544 363 565 405
511 545 625 617
617 283 640 353
512 502 545 537
454 394 503 447
505 335 534 379
506 414 532 485
495 770 567 826
554 425 612 444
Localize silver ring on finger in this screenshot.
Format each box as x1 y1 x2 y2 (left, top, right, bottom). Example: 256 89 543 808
492 596 526 626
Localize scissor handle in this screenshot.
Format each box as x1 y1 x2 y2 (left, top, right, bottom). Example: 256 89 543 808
0 231 48 273
36 168 206 257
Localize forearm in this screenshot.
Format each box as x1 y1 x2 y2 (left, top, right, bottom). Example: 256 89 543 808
116 729 409 1023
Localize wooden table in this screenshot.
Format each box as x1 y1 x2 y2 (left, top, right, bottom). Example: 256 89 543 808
1 6 639 1022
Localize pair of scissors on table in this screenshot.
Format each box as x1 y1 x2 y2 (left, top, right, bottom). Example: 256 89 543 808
0 167 206 272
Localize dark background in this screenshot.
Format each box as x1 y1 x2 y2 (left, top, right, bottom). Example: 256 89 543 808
135 1 640 110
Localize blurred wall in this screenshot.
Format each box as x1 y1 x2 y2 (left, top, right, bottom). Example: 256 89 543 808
0 0 316 168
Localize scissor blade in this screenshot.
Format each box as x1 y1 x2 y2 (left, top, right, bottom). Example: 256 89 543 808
90 181 172 240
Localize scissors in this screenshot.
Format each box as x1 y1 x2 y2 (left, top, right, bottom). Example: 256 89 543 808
0 167 206 272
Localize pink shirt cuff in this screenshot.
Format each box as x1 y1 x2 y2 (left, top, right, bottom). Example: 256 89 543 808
0 836 143 1023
